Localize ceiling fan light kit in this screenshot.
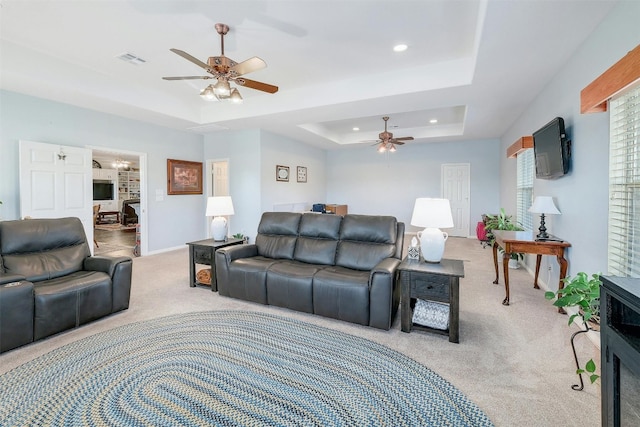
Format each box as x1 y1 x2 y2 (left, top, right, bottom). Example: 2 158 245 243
163 23 278 103
368 116 414 153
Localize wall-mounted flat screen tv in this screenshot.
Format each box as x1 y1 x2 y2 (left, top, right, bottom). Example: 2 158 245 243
93 181 114 201
533 117 571 179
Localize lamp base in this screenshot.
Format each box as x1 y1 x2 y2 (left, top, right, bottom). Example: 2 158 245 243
211 216 228 241
536 213 549 239
417 227 449 263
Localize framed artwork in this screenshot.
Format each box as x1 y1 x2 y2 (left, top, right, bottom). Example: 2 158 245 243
297 166 307 183
167 159 203 195
276 165 289 182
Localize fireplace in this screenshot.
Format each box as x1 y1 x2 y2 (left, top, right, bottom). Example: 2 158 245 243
601 276 640 426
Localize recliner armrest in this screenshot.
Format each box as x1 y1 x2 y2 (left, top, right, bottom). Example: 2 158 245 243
0 274 27 286
84 256 132 278
217 244 258 264
371 257 401 277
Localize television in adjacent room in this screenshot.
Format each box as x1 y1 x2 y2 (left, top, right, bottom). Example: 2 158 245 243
93 181 114 201
532 117 571 179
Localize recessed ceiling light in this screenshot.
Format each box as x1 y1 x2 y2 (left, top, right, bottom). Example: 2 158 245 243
352 127 360 131
393 44 408 52
429 119 438 124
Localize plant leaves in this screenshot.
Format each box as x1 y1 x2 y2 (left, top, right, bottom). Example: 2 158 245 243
585 359 597 373
589 374 600 384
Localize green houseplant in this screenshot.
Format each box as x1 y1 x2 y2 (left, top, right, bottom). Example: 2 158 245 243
545 272 601 390
483 208 525 262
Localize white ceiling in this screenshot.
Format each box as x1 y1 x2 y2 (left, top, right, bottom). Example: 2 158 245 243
0 0 617 150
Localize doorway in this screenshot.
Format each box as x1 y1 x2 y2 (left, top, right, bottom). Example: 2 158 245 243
441 163 470 237
206 159 230 237
91 148 147 257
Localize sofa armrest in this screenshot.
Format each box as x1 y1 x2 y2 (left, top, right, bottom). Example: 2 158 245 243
217 244 258 264
84 256 133 312
369 257 402 330
0 280 34 353
0 274 27 286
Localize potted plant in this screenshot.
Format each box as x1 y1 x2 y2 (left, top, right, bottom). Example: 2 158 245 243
545 272 601 390
483 208 524 267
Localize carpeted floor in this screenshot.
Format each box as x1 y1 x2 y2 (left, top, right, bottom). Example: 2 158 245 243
0 236 601 426
0 311 493 426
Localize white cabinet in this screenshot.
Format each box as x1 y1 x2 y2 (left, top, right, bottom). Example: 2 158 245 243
92 168 117 180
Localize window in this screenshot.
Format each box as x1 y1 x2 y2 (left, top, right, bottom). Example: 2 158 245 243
608 84 640 277
517 148 535 231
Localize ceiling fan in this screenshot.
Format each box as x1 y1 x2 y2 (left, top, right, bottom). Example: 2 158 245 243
365 117 414 152
162 23 278 103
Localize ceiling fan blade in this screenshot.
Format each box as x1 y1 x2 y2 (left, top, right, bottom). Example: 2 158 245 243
391 141 405 145
394 137 414 141
162 76 213 80
170 48 210 71
235 78 278 93
230 57 267 77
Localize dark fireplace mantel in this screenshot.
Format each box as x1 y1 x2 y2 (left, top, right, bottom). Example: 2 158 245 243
601 276 640 426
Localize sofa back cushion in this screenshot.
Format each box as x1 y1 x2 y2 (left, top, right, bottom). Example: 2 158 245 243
294 213 342 265
0 217 90 281
255 212 301 259
336 215 398 270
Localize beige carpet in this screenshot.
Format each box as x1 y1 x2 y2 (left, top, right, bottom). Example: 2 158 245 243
0 237 600 426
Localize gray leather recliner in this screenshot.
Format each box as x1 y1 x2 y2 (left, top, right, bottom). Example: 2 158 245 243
216 212 404 330
0 217 133 353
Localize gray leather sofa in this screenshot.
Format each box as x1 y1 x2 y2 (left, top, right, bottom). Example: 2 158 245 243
0 217 133 353
216 212 404 330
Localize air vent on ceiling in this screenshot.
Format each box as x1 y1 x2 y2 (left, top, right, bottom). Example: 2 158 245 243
116 52 146 65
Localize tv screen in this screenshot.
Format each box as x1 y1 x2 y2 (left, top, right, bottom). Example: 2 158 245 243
93 181 114 201
533 117 571 179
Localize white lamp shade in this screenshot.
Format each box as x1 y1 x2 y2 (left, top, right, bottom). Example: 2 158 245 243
410 198 454 229
529 196 560 214
410 198 454 263
206 196 235 217
206 196 235 241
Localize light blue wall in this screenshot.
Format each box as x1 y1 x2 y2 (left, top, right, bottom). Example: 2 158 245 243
203 129 262 241
203 129 327 241
0 90 205 253
326 139 501 235
500 0 640 286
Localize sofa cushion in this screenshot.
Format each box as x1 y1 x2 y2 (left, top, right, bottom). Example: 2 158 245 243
0 218 90 281
219 256 278 304
266 261 320 313
313 266 370 326
336 215 398 271
255 212 301 259
294 214 342 265
33 270 112 340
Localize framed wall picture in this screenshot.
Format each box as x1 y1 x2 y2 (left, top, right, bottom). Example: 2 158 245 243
297 166 307 183
167 159 203 195
276 165 289 182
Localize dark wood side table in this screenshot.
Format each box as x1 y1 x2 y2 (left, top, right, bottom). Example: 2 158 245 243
398 257 464 343
186 238 243 292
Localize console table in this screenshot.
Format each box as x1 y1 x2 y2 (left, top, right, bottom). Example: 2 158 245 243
398 258 464 343
492 230 571 307
186 238 243 292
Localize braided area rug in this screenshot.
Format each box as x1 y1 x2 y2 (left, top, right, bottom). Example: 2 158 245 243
0 311 493 426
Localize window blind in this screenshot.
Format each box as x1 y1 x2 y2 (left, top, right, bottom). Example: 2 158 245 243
608 84 640 277
517 148 534 231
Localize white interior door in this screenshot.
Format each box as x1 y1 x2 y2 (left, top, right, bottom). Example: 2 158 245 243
19 140 93 247
442 163 470 237
212 161 229 196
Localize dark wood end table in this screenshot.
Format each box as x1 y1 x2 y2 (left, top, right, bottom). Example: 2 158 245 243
398 257 464 343
186 238 243 292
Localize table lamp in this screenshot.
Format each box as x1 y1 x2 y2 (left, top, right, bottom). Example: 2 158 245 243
528 196 560 239
206 196 235 241
410 198 454 263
